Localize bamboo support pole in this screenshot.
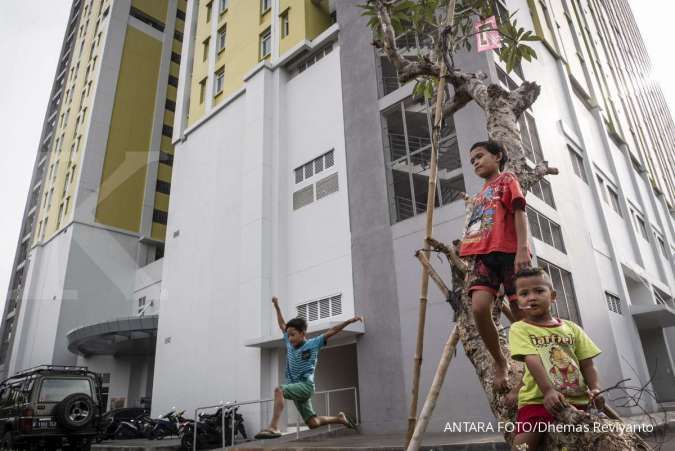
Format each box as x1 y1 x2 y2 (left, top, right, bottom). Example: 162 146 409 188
406 0 457 446
407 326 461 451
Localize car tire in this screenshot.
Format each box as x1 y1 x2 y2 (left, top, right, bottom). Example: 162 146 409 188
53 393 97 431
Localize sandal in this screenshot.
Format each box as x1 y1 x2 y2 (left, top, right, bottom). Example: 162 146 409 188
254 429 282 439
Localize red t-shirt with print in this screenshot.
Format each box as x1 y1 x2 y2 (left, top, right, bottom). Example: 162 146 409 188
459 171 528 256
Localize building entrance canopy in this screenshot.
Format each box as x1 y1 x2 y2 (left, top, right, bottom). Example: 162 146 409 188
67 315 158 357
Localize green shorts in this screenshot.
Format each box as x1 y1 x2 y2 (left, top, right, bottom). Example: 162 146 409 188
281 381 316 422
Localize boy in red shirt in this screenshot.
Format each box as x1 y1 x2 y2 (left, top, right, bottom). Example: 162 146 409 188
460 141 531 391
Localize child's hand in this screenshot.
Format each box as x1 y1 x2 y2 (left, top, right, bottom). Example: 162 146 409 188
588 388 605 410
504 388 518 408
514 248 531 272
351 315 364 323
272 296 279 306
543 388 567 414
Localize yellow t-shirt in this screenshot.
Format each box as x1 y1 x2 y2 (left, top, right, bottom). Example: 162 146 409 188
509 319 601 407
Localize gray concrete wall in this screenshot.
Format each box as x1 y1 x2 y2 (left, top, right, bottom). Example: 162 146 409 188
337 0 408 434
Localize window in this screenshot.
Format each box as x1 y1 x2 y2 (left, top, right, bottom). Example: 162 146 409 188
217 25 227 52
171 52 181 64
260 28 271 59
202 37 210 61
165 99 176 112
176 9 186 21
168 75 179 87
199 77 207 104
280 10 289 38
382 97 464 222
654 287 673 307
39 379 92 403
568 147 587 183
596 175 607 202
261 0 271 14
295 44 333 75
605 292 622 314
174 30 184 41
607 186 622 216
206 1 213 22
294 150 335 184
129 6 165 32
138 296 146 314
156 180 171 195
159 151 174 167
162 124 173 138
153 209 168 224
214 67 225 95
655 232 668 258
56 203 64 227
527 207 566 253
219 0 229 13
529 178 556 209
632 210 648 240
518 112 544 164
538 258 581 324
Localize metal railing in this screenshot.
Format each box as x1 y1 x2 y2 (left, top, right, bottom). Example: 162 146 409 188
192 386 359 450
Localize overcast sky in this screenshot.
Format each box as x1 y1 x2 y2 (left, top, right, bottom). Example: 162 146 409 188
0 1 673 312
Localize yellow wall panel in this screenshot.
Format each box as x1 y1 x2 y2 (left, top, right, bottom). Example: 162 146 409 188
157 163 172 182
164 110 175 126
305 0 331 40
172 39 182 54
279 0 305 55
151 222 167 241
131 0 168 22
161 136 174 150
154 192 170 211
95 26 162 232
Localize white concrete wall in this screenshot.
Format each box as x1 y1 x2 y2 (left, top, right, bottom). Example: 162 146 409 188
152 41 353 418
9 222 142 374
10 230 73 373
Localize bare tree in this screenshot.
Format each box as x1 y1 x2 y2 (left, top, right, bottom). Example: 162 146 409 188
360 0 652 449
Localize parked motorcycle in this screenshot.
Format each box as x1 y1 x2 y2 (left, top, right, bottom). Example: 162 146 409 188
149 409 188 439
112 412 154 440
180 405 247 450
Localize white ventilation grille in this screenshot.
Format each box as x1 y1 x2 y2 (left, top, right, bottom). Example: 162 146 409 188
296 294 343 322
293 185 314 210
316 173 339 200
605 292 622 315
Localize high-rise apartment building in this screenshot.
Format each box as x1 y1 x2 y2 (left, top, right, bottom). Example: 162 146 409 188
2 0 674 434
0 0 185 407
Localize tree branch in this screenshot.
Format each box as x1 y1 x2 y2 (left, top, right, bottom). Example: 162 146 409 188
510 80 542 118
370 0 441 82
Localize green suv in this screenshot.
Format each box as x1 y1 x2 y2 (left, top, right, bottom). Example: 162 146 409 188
0 365 103 450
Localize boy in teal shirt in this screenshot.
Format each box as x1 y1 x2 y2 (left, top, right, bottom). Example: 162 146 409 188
255 297 360 439
508 267 604 450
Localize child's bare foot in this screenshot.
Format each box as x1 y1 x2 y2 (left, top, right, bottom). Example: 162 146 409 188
337 411 356 429
494 361 509 392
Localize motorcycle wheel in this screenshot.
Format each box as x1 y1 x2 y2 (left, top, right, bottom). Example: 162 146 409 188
181 433 194 451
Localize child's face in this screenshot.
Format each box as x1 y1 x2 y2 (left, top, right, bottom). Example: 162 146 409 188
286 327 306 347
515 275 556 318
469 146 501 179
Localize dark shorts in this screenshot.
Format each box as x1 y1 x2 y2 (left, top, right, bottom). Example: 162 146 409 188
466 252 517 301
515 404 588 435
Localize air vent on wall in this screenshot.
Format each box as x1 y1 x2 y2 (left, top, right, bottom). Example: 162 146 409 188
296 294 342 322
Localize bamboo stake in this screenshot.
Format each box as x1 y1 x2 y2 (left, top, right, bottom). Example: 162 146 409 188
415 251 451 298
407 326 461 451
406 0 457 446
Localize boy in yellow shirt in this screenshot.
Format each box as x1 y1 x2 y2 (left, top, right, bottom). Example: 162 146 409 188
508 267 604 450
